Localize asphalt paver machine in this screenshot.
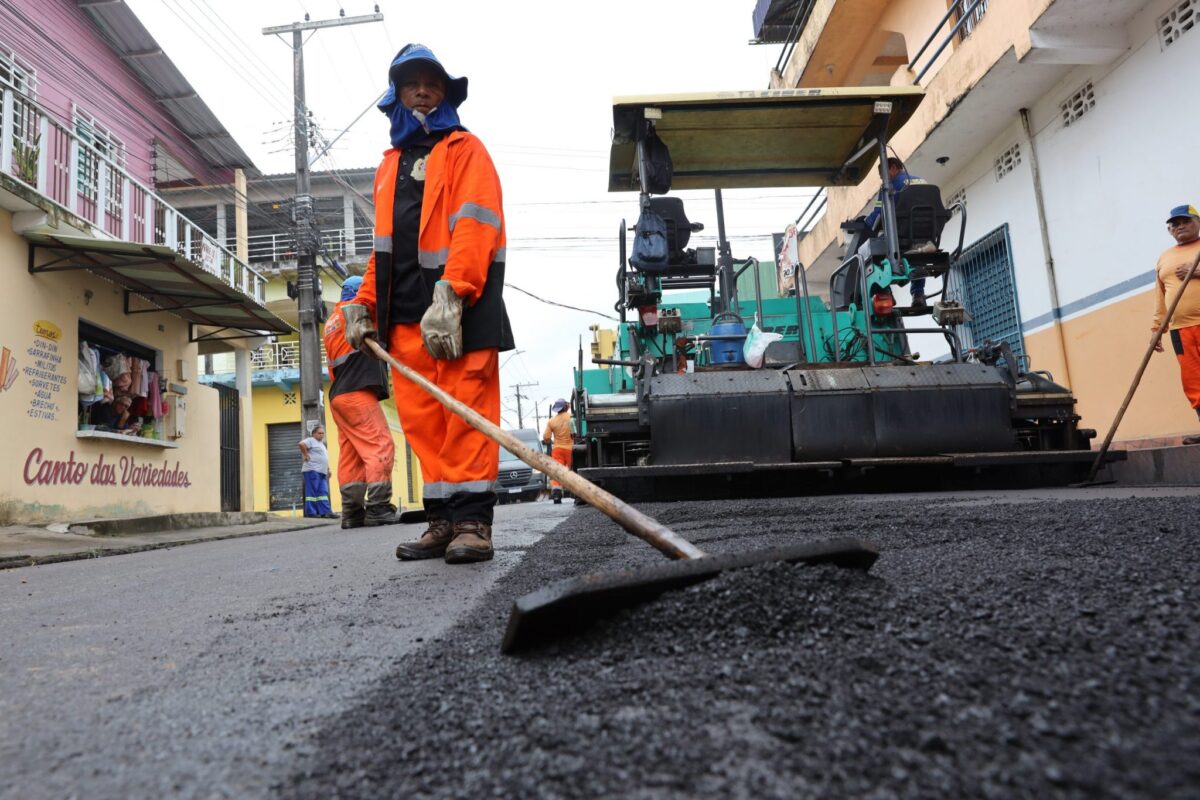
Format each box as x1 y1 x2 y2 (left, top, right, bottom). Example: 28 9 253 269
572 87 1113 500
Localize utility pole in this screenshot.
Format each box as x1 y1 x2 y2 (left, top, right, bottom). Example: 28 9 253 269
533 397 549 431
511 382 538 429
263 8 383 434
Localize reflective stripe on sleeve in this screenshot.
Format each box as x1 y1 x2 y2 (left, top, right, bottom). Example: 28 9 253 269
448 202 502 232
374 235 393 253
418 248 449 270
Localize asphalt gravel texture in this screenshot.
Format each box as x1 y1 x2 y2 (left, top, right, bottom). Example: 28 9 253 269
283 493 1200 799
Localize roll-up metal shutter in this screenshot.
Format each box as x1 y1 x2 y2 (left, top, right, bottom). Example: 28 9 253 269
267 422 304 511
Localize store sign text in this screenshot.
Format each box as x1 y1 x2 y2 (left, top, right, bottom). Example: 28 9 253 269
23 449 192 488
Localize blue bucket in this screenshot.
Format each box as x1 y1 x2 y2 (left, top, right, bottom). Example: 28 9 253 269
708 313 747 364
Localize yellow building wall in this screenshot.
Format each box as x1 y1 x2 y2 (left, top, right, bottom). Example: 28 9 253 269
1025 289 1200 445
1 209 221 523
249 381 421 516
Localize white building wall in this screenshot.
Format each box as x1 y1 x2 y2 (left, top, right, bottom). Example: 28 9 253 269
938 1 1200 338
1031 2 1200 324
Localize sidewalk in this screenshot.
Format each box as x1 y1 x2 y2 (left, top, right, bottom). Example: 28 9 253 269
0 512 331 569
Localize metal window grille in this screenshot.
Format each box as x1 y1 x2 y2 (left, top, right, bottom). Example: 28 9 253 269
0 44 35 96
954 0 989 40
944 224 1024 357
1159 0 1196 47
994 143 1022 181
1060 82 1095 126
1 44 39 183
73 107 126 217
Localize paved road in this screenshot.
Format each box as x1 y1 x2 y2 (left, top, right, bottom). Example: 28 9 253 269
0 500 571 800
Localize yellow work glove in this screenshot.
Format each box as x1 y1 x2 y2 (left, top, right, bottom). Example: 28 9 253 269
421 280 464 360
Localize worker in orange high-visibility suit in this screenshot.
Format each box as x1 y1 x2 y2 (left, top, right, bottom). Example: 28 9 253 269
343 43 513 564
1152 204 1200 445
541 398 575 504
323 275 398 530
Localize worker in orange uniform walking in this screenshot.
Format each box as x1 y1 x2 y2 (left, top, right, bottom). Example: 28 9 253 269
542 399 575 504
1152 204 1200 445
324 275 399 529
343 43 513 564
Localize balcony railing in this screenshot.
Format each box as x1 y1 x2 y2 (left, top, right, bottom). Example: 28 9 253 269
202 340 327 376
232 227 375 264
0 85 268 304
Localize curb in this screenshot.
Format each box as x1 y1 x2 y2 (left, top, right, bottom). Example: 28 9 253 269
0 519 329 570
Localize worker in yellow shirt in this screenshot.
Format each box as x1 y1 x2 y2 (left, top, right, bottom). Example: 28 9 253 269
541 398 575 504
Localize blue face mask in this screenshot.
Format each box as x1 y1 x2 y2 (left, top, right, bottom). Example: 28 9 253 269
340 277 362 302
386 102 463 149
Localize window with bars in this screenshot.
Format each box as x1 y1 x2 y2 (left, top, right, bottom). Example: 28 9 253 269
994 144 1022 181
1 43 39 185
1159 0 1196 48
944 224 1024 357
73 107 126 217
0 44 35 95
954 0 990 41
1060 82 1096 126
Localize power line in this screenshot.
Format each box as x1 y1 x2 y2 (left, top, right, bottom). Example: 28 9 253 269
504 282 619 321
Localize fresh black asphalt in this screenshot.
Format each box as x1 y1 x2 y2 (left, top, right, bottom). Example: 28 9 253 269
283 491 1200 800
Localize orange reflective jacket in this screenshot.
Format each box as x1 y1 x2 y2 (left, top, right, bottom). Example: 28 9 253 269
324 300 388 400
356 130 513 353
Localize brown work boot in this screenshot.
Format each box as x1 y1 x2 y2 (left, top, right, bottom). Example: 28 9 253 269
395 518 454 561
444 520 494 564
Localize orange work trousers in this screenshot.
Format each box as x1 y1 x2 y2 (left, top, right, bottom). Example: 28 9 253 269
387 323 500 501
330 389 395 486
549 446 572 489
1171 324 1200 411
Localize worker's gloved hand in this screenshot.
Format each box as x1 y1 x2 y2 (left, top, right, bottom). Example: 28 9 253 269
421 280 464 360
342 304 378 355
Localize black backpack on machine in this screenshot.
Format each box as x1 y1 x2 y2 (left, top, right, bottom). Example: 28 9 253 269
641 128 673 196
630 206 669 270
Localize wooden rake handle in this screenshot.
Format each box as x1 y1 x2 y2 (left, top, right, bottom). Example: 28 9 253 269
364 338 705 560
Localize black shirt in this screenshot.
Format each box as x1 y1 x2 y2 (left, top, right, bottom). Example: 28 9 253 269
389 143 432 324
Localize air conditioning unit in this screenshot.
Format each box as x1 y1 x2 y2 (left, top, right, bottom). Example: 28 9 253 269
166 395 187 439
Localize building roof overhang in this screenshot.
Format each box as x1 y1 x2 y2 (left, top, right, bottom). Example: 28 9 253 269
77 0 256 173
25 232 294 339
609 86 924 191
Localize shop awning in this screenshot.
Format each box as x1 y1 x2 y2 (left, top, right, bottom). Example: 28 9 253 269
25 232 294 339
609 86 925 191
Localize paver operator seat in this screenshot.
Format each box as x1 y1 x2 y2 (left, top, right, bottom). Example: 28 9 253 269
831 181 953 311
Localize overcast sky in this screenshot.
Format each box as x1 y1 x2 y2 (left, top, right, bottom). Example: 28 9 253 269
126 0 818 429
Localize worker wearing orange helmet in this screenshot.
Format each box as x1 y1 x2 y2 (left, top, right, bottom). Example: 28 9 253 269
324 275 399 529
343 43 513 564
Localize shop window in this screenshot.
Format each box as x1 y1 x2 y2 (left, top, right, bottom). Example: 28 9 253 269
78 321 167 441
993 143 1022 181
1159 0 1196 48
73 106 126 217
1060 82 1096 127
